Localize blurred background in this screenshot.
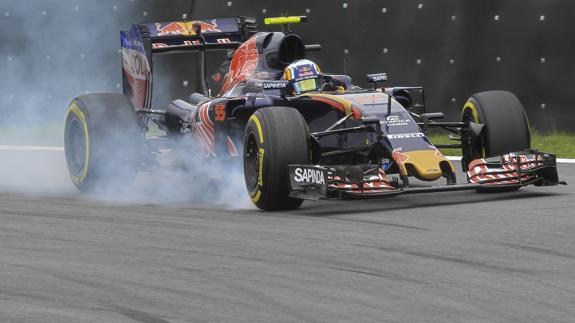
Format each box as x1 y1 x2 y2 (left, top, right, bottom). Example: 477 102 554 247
1 0 573 133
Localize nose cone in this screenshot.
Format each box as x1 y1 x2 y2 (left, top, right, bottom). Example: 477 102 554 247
394 150 454 181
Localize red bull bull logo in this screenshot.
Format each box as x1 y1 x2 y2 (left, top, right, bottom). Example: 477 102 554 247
392 149 409 164
156 22 187 36
193 19 221 33
155 19 221 36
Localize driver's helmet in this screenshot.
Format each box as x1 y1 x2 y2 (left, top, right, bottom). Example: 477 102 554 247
282 59 322 94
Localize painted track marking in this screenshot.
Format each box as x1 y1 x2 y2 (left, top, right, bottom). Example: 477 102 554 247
0 145 64 151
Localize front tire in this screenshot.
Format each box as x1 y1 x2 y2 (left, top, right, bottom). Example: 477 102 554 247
461 91 530 192
461 90 530 168
64 93 142 191
243 107 310 211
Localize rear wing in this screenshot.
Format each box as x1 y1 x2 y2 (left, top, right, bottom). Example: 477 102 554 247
120 17 257 109
141 17 257 53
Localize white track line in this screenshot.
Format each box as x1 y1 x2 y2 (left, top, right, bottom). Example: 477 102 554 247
0 145 573 163
0 145 64 151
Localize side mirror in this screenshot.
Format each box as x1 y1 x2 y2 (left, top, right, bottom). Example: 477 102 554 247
385 87 426 113
420 112 444 121
304 44 322 52
366 73 387 84
419 112 444 132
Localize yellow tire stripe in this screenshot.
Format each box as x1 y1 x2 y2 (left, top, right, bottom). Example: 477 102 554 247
251 147 265 203
251 190 261 203
462 100 486 158
462 101 479 123
249 114 264 144
249 114 265 203
250 148 265 203
257 147 265 187
67 102 90 183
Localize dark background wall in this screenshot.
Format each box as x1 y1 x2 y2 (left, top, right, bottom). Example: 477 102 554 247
1 0 573 131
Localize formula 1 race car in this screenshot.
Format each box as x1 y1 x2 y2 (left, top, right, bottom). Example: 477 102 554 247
64 16 564 210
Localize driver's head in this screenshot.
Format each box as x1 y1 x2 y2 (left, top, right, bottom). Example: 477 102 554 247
282 59 321 94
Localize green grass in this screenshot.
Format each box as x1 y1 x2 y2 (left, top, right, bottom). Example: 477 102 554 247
531 132 575 158
429 132 575 159
427 134 461 157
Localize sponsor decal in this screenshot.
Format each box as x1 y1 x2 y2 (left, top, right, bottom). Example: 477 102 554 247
156 22 187 36
381 114 411 126
262 81 287 89
121 48 150 109
386 132 425 139
367 73 387 82
155 20 221 36
193 19 221 33
294 64 316 80
294 167 326 185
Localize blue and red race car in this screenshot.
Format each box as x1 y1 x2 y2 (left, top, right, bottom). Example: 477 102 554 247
64 16 564 210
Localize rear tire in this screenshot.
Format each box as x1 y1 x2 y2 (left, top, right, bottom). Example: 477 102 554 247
64 93 142 191
243 107 310 211
461 90 530 168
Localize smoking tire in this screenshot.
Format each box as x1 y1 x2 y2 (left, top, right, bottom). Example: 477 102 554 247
243 107 310 211
64 93 142 191
461 90 530 192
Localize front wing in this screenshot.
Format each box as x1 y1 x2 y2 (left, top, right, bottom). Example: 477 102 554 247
466 150 560 187
288 150 564 200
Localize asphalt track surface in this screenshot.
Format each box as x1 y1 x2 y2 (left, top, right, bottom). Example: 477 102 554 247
0 149 574 322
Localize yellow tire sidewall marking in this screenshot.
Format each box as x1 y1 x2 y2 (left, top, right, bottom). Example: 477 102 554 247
249 114 264 144
249 114 265 203
257 148 265 187
462 101 486 158
67 102 90 184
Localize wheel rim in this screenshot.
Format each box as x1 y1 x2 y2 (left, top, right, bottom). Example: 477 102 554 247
244 132 260 193
66 118 86 175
